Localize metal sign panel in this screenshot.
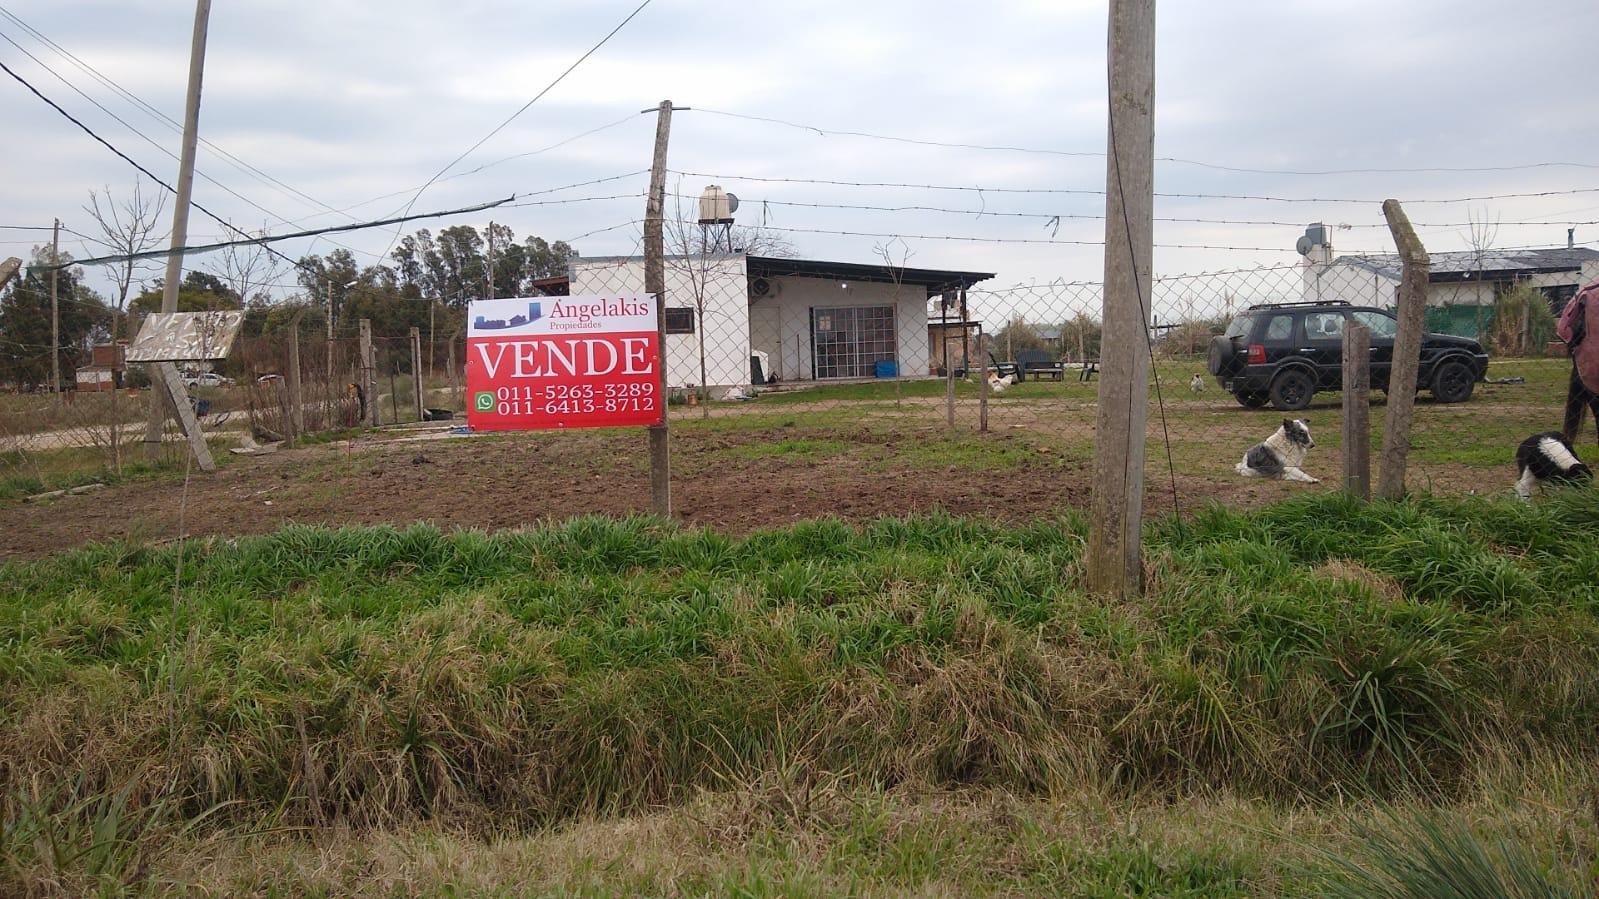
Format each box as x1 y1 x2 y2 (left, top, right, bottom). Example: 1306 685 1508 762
465 295 662 431
126 311 245 362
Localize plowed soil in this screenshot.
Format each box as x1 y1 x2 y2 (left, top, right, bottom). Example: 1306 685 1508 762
0 423 1316 560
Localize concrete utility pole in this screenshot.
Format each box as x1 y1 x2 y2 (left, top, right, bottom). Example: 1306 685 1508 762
1086 0 1156 598
143 0 212 461
643 99 676 517
49 218 60 402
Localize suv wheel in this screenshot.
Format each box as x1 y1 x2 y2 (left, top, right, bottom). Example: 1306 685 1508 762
1430 359 1475 403
1268 369 1315 411
1233 389 1268 408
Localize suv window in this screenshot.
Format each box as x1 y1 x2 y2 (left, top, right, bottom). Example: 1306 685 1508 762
1224 315 1257 339
1263 315 1293 341
1303 312 1345 340
1351 310 1398 339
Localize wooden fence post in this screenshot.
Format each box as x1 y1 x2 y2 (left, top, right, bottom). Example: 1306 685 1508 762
946 350 957 430
410 326 424 421
447 333 459 408
359 319 378 428
1342 321 1370 499
1377 199 1429 500
286 310 306 445
978 333 990 434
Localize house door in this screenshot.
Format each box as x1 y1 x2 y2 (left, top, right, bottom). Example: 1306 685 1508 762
811 306 897 379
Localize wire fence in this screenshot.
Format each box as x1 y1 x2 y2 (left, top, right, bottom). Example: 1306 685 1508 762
2 233 1594 513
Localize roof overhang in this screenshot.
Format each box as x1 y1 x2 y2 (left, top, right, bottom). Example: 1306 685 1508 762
747 255 993 295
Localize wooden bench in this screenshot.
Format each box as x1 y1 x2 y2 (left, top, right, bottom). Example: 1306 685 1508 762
1016 349 1065 381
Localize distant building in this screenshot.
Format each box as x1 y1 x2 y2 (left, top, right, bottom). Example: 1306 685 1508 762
75 341 126 392
1303 246 1599 338
562 253 992 390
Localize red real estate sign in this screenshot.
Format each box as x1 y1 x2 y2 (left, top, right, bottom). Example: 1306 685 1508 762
465 295 661 431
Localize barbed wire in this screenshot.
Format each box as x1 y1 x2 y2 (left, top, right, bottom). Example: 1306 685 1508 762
689 106 1599 176
669 169 1599 206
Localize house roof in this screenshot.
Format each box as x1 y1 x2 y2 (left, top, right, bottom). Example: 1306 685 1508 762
1332 247 1599 283
747 256 994 294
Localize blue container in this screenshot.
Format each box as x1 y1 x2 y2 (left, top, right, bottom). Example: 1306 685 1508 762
874 360 898 378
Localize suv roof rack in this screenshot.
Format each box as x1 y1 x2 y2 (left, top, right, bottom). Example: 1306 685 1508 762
1245 300 1352 310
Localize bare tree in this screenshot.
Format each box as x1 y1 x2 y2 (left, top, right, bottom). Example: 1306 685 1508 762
84 179 168 473
206 221 283 306
875 239 914 406
1461 207 1501 341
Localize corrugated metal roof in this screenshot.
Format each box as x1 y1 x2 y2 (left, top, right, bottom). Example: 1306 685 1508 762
1333 247 1599 281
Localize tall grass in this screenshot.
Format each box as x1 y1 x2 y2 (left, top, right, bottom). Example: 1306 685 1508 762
2 491 1598 891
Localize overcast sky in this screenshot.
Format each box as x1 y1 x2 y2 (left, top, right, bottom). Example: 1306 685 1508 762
5 0 1599 307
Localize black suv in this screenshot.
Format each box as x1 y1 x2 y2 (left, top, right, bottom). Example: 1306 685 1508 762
1207 301 1489 411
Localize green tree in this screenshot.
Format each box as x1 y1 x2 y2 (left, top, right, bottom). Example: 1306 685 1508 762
0 247 110 389
129 269 243 315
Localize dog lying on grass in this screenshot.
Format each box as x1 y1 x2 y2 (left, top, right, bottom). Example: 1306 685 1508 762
1236 418 1318 483
1515 431 1591 501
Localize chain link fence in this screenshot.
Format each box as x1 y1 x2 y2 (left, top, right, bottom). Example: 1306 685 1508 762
2 228 1593 513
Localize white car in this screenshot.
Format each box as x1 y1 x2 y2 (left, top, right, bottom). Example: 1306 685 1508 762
183 372 234 389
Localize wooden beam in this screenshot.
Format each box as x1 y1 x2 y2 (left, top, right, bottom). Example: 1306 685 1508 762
1342 321 1370 499
644 100 675 517
1377 200 1429 500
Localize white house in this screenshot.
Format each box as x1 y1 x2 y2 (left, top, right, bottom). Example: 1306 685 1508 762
1302 244 1599 335
565 253 993 392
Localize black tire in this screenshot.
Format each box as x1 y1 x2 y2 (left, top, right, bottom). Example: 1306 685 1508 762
1234 389 1269 408
1268 369 1315 411
1430 359 1475 403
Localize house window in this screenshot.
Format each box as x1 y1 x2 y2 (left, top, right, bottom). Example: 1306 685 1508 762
812 306 897 379
664 307 695 334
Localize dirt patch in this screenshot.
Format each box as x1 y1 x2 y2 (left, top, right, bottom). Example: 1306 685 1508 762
0 424 1320 560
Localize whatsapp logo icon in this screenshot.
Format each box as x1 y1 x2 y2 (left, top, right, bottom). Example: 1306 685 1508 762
473 392 495 412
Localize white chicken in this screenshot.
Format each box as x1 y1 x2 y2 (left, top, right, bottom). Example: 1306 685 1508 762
1189 373 1205 394
988 372 1017 393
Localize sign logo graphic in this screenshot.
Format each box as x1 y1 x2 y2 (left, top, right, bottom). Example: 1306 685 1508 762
465 294 661 431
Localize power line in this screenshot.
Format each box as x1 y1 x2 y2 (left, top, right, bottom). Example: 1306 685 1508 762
0 4 351 222
692 105 1599 176
0 55 322 279
246 124 651 234
0 25 377 262
380 0 656 260
33 195 515 271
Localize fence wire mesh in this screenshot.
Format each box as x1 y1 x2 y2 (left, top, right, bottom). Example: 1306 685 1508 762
2 221 1595 519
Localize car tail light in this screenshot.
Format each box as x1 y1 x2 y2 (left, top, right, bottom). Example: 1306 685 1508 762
1247 343 1266 364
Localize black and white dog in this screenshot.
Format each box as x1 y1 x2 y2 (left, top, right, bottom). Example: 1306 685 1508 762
1236 418 1318 483
1514 432 1591 501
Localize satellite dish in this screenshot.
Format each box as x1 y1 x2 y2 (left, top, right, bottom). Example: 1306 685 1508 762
1295 235 1313 257
726 193 739 214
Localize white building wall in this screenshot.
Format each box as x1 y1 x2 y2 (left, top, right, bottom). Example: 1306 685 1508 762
1310 262 1400 308
1314 261 1599 310
570 255 751 390
761 276 931 381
